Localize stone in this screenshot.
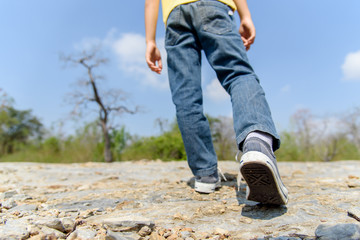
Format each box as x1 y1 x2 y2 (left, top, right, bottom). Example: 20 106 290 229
348 208 360 222
12 193 33 201
1 198 17 209
315 223 360 240
27 234 47 240
105 230 138 240
40 226 66 239
214 228 230 236
61 217 76 233
0 219 30 240
149 232 166 240
67 227 96 240
0 190 18 199
28 224 42 236
2 161 360 240
35 218 65 232
180 231 192 239
52 198 119 211
102 216 155 232
138 225 153 236
10 204 38 212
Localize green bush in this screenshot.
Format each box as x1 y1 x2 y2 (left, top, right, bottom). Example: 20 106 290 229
121 122 186 161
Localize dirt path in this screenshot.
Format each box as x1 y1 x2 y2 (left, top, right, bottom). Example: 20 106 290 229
0 160 360 239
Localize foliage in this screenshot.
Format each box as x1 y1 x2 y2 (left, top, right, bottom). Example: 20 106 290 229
207 115 237 160
0 105 43 155
121 121 186 161
276 108 360 162
111 126 131 161
1 95 360 163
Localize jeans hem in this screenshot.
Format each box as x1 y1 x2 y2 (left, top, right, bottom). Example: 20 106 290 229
191 164 218 177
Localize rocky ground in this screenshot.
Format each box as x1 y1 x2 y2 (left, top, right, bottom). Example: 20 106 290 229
0 160 360 240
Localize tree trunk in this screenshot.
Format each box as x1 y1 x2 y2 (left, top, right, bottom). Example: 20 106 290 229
101 121 113 163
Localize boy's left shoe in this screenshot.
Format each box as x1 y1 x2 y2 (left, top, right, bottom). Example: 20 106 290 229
239 137 289 205
194 173 221 194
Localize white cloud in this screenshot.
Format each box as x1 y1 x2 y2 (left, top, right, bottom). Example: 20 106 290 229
280 84 291 93
111 33 168 90
205 78 229 102
112 33 146 64
73 37 102 52
342 50 360 81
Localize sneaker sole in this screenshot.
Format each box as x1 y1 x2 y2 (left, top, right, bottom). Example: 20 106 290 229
240 151 288 205
194 180 221 194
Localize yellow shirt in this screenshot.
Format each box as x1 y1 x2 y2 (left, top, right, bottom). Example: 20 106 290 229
162 0 236 24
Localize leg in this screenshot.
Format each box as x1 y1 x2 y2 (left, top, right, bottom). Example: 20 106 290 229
192 1 288 204
194 0 280 151
165 6 218 178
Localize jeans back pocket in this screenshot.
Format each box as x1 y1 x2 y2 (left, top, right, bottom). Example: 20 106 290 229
200 1 233 35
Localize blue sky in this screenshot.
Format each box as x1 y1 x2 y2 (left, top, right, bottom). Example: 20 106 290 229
1 0 360 137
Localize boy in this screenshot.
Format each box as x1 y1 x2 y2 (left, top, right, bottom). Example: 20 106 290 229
145 0 288 205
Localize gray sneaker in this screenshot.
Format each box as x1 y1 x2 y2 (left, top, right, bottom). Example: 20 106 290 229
238 137 289 205
194 172 221 194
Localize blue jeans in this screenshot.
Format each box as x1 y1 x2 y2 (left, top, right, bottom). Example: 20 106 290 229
165 0 280 177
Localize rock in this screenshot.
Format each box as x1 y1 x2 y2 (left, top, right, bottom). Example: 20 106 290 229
105 230 138 240
35 217 65 232
2 161 360 239
67 227 97 240
347 179 360 188
0 190 18 199
0 219 30 240
1 198 17 209
348 208 360 222
166 233 178 240
180 230 192 239
40 226 66 239
12 193 33 201
53 198 119 212
138 225 153 236
149 232 166 240
102 216 155 232
10 204 38 212
61 217 76 233
214 228 230 236
315 223 360 240
27 234 47 240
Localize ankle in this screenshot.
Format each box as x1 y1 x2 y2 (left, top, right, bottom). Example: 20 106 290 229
245 131 274 154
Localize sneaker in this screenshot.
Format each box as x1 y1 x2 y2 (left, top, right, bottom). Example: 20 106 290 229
238 137 289 205
194 172 221 194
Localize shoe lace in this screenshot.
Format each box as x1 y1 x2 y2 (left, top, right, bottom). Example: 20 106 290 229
218 167 227 182
235 150 241 162
235 150 242 191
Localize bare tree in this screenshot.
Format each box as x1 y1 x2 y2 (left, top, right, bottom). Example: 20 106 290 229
315 117 341 162
208 115 237 160
61 48 139 162
291 109 315 156
291 108 346 162
0 89 14 108
343 107 360 149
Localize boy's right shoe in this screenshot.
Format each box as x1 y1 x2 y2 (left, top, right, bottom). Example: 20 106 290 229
238 137 289 205
194 172 221 194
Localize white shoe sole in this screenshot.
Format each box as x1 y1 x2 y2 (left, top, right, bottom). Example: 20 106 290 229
240 151 288 205
194 180 221 194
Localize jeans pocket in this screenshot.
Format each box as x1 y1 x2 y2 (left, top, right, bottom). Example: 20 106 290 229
200 2 233 35
165 7 181 46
